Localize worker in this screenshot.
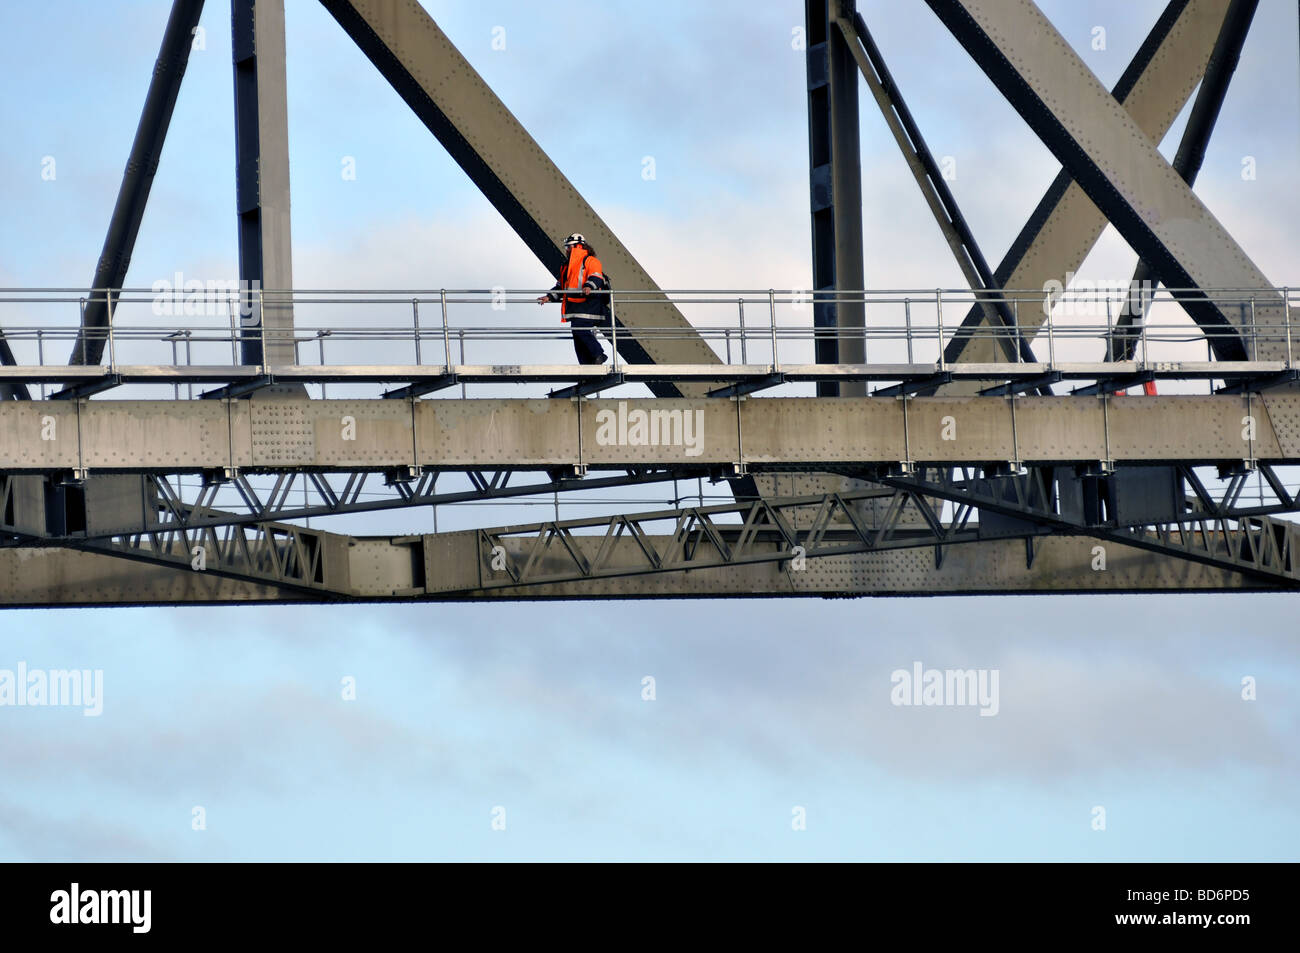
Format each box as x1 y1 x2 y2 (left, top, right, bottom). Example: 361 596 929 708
536 233 610 364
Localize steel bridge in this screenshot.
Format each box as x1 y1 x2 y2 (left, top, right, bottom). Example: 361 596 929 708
3 0 1299 605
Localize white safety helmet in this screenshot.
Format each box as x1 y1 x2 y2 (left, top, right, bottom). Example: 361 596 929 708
563 232 586 247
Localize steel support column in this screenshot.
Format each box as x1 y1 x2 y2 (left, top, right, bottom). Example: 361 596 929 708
232 0 295 366
806 0 866 396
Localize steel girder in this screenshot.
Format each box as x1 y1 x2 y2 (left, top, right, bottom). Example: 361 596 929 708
0 521 1287 606
2 395 1299 474
925 0 1284 363
4 476 1293 602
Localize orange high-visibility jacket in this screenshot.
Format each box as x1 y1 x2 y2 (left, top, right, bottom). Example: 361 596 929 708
548 244 605 321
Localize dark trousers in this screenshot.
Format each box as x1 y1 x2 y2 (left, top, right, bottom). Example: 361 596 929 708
568 315 607 365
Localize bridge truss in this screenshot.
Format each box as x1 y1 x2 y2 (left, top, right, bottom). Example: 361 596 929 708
2 0 1299 605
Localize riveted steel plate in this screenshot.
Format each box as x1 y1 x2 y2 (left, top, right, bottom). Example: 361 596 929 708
739 398 904 465
904 397 1014 462
1260 395 1300 458
0 403 79 470
1106 396 1272 460
80 401 231 469
305 399 416 467
1014 396 1107 462
416 398 579 467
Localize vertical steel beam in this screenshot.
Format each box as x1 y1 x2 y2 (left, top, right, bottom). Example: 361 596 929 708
232 0 295 366
806 0 865 396
67 0 206 373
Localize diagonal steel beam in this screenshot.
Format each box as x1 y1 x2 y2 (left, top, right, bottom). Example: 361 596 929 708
926 0 1283 363
317 0 722 399
836 10 1035 368
69 0 207 369
938 0 1233 375
1107 0 1257 362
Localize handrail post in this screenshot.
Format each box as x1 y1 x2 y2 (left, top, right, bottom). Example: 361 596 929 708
1013 296 1022 364
229 294 239 365
936 288 945 371
1249 294 1257 362
768 288 778 367
317 329 330 399
440 289 451 372
77 297 85 373
1139 296 1149 367
737 297 747 364
904 297 913 364
1285 286 1292 370
37 328 45 400
1047 292 1057 368
1104 294 1113 362
412 297 422 365
609 287 618 372
170 333 180 400
106 289 117 372
260 286 268 375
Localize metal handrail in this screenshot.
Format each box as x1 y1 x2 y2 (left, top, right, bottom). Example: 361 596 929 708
0 286 1293 401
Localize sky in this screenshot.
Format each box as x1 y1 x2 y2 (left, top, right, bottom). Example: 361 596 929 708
0 0 1298 861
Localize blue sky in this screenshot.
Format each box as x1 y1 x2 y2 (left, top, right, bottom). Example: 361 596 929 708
0 0 1298 861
